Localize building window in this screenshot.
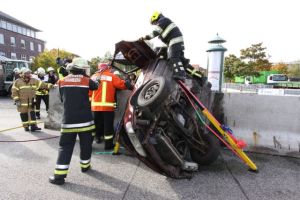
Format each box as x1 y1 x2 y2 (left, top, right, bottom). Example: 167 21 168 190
17 26 22 34
21 54 27 60
0 52 5 57
0 20 6 29
30 30 35 38
38 44 42 52
12 24 17 32
11 52 17 59
22 27 26 35
0 34 4 44
21 39 26 49
26 29 31 37
7 22 12 31
30 42 34 51
10 37 16 46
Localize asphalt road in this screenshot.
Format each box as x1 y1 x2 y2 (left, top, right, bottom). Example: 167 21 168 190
0 96 299 200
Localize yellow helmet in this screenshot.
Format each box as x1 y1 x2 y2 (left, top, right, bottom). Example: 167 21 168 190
150 11 161 24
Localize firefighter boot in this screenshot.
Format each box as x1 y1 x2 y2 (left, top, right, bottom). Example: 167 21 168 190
81 165 91 173
170 58 186 81
49 175 65 185
30 124 42 132
20 113 29 132
104 139 114 151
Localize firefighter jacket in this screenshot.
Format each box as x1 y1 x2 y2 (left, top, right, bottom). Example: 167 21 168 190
11 77 52 112
35 75 49 96
145 15 184 51
58 74 98 133
90 69 128 112
57 66 68 80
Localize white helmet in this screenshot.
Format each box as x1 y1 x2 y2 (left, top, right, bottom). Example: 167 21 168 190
13 68 21 74
66 57 90 71
47 67 55 72
20 67 31 74
37 67 46 76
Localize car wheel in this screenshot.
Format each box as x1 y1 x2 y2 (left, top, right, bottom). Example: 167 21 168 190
137 77 169 110
190 133 220 165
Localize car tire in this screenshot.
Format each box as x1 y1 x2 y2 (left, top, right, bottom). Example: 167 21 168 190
137 77 169 111
190 133 220 165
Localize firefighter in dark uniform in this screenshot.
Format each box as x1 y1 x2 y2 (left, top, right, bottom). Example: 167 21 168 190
49 58 99 185
140 11 186 81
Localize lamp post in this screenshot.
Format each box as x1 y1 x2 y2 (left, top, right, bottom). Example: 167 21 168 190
206 34 227 92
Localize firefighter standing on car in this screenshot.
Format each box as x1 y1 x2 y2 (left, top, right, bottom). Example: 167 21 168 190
11 68 52 131
140 11 186 81
49 58 98 185
90 62 133 150
35 67 49 119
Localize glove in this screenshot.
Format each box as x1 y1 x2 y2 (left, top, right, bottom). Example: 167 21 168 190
15 100 21 106
125 80 134 90
144 35 151 40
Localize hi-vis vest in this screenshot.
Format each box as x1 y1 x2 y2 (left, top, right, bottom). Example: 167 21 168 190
91 70 127 112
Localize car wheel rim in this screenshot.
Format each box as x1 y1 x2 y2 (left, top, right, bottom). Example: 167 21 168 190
144 83 159 100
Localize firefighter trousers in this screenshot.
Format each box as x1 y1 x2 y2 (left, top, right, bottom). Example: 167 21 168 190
54 131 93 178
35 95 49 117
94 111 114 147
20 110 37 128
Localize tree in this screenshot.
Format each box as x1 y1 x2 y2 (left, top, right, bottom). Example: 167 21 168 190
287 63 300 78
271 63 288 74
31 49 73 72
224 54 242 81
224 43 271 81
224 54 259 81
240 42 272 71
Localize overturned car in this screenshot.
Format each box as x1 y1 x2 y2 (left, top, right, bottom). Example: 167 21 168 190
112 40 220 179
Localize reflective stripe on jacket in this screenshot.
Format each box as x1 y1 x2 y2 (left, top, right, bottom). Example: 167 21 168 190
91 69 127 112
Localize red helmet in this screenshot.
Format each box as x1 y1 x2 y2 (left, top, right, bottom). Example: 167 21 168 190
97 63 109 71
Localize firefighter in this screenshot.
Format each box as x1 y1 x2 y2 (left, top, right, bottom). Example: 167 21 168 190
12 68 21 80
140 11 186 81
91 63 133 149
56 57 70 80
45 66 58 84
49 58 99 185
11 67 52 131
35 67 49 119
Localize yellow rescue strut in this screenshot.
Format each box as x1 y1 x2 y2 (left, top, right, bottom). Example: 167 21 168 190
178 80 257 171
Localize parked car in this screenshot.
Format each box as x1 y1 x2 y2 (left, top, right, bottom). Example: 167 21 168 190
112 40 220 179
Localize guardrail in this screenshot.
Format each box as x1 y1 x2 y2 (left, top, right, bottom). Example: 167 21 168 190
223 83 300 96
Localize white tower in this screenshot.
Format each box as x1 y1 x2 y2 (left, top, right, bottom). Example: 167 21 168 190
206 34 227 92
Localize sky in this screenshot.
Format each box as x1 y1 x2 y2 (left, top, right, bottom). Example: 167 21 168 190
2 0 300 68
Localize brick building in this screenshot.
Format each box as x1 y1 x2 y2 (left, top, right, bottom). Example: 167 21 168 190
0 11 45 61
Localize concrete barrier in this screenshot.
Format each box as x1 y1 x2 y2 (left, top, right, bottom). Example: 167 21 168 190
44 87 62 130
222 93 300 157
